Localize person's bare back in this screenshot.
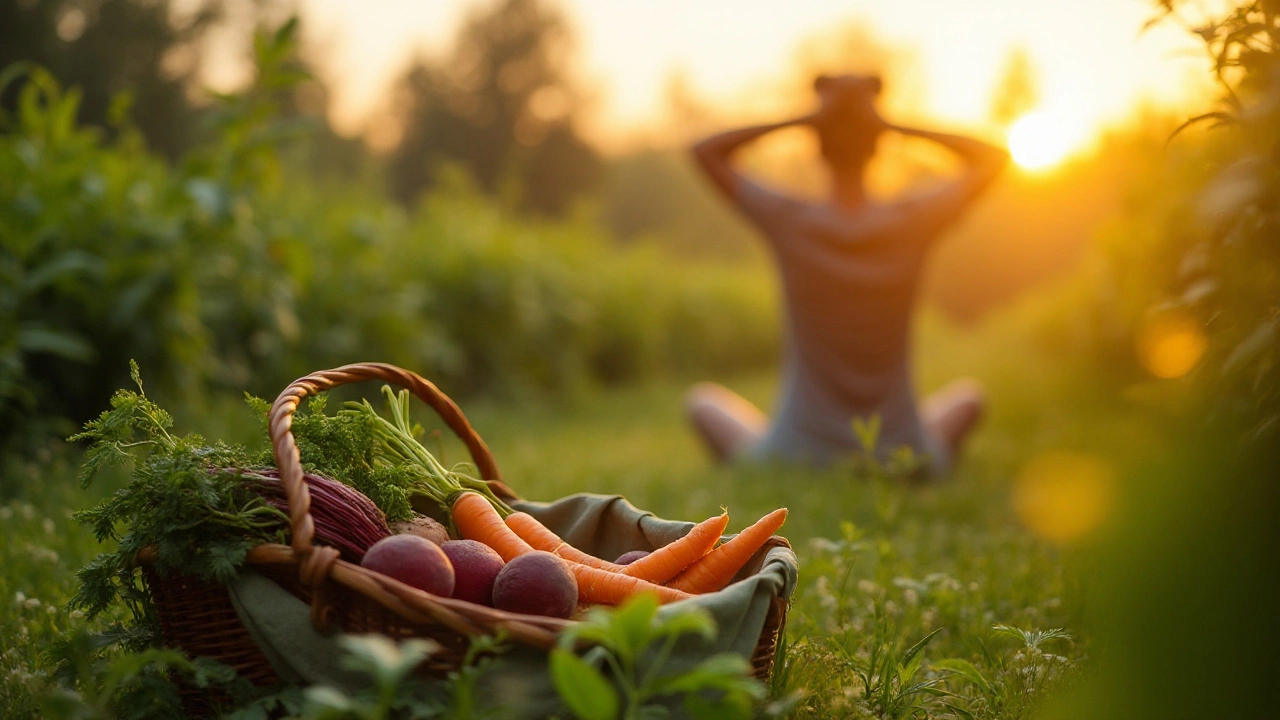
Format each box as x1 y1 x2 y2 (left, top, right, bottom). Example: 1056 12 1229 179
687 74 1007 475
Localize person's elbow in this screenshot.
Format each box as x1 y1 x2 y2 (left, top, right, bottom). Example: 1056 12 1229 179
690 138 718 172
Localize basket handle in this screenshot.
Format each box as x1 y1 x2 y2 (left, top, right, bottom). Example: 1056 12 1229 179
268 363 509 566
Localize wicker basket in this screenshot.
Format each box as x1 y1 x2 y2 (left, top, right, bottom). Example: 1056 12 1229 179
140 362 790 714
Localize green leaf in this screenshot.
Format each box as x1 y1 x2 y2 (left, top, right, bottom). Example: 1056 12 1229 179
654 653 762 698
17 326 94 362
653 605 717 644
934 658 993 695
550 648 619 720
610 592 661 658
900 627 943 669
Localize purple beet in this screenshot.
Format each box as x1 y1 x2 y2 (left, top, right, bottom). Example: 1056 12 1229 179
615 550 651 566
441 539 505 606
492 551 578 618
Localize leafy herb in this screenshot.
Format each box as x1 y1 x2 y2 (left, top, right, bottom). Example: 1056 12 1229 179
68 364 288 623
340 386 515 526
550 594 765 720
266 393 421 523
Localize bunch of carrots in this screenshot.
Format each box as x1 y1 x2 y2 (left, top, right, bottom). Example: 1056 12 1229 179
347 386 788 607
453 490 788 606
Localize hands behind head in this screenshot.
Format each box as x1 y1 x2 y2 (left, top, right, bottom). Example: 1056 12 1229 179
810 74 887 132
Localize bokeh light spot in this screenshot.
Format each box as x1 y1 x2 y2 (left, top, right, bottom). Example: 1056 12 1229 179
1013 452 1115 542
1137 311 1207 379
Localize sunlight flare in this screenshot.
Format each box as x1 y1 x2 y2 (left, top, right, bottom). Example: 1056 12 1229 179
1006 111 1084 171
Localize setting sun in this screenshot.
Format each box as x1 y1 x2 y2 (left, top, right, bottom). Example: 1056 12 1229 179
1006 111 1086 171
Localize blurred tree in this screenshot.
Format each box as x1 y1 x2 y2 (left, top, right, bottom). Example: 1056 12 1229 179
989 47 1039 127
386 0 601 214
0 0 221 158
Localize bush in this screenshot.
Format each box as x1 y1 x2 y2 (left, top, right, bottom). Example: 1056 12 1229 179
0 27 779 453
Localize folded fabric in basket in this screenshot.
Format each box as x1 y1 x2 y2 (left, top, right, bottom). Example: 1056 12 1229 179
228 493 798 718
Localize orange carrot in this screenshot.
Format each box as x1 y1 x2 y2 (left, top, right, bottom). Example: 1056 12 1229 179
568 561 692 605
667 508 788 594
452 491 533 562
505 512 624 572
622 512 730 583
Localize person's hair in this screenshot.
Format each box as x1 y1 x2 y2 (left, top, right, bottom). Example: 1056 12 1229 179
812 74 884 169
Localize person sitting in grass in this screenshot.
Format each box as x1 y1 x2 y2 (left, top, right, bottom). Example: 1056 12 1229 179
686 73 1008 475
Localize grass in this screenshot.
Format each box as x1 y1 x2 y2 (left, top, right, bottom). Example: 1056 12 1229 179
0 301 1173 718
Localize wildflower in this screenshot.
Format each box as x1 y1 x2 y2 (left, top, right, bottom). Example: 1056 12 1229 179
857 579 879 594
0 506 12 520
70 610 85 621
903 588 919 606
42 518 55 535
24 597 42 609
968 581 980 593
14 591 26 604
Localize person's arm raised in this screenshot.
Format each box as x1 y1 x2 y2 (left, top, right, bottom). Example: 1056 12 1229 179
691 116 812 200
888 124 1009 226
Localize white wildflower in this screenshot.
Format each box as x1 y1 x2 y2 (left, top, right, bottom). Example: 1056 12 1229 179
25 597 42 609
903 588 919 606
42 518 55 535
14 591 26 604
857 579 879 595
0 506 12 520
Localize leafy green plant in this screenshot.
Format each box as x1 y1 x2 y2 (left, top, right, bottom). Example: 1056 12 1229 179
936 625 1075 720
549 594 765 720
38 626 244 720
293 635 446 720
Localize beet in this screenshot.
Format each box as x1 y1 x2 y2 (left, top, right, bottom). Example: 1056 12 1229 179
391 515 451 546
615 550 650 566
361 534 455 597
492 551 578 618
441 540 505 606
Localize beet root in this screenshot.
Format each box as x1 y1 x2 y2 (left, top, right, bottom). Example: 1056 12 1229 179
391 515 451 546
361 534 456 597
491 551 578 618
441 539 505 606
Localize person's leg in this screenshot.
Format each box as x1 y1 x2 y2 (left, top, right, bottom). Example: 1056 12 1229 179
684 382 768 463
922 378 986 462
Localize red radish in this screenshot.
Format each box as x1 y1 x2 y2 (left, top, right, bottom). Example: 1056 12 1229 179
361 534 455 597
615 550 650 565
492 551 578 618
441 539 505 606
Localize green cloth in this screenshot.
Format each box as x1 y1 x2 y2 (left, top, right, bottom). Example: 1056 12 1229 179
228 493 797 718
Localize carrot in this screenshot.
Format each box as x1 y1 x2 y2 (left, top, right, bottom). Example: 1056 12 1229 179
666 508 788 594
452 491 533 562
622 512 730 583
568 561 692 605
504 512 624 572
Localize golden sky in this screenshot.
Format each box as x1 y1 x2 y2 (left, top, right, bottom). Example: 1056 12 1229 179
297 0 1216 154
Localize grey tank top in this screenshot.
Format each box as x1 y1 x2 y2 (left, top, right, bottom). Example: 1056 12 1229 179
733 176 950 471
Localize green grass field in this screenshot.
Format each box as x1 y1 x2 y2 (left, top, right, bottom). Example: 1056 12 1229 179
0 304 1171 718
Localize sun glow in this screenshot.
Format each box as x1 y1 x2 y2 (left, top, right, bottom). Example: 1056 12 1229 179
1006 111 1087 171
